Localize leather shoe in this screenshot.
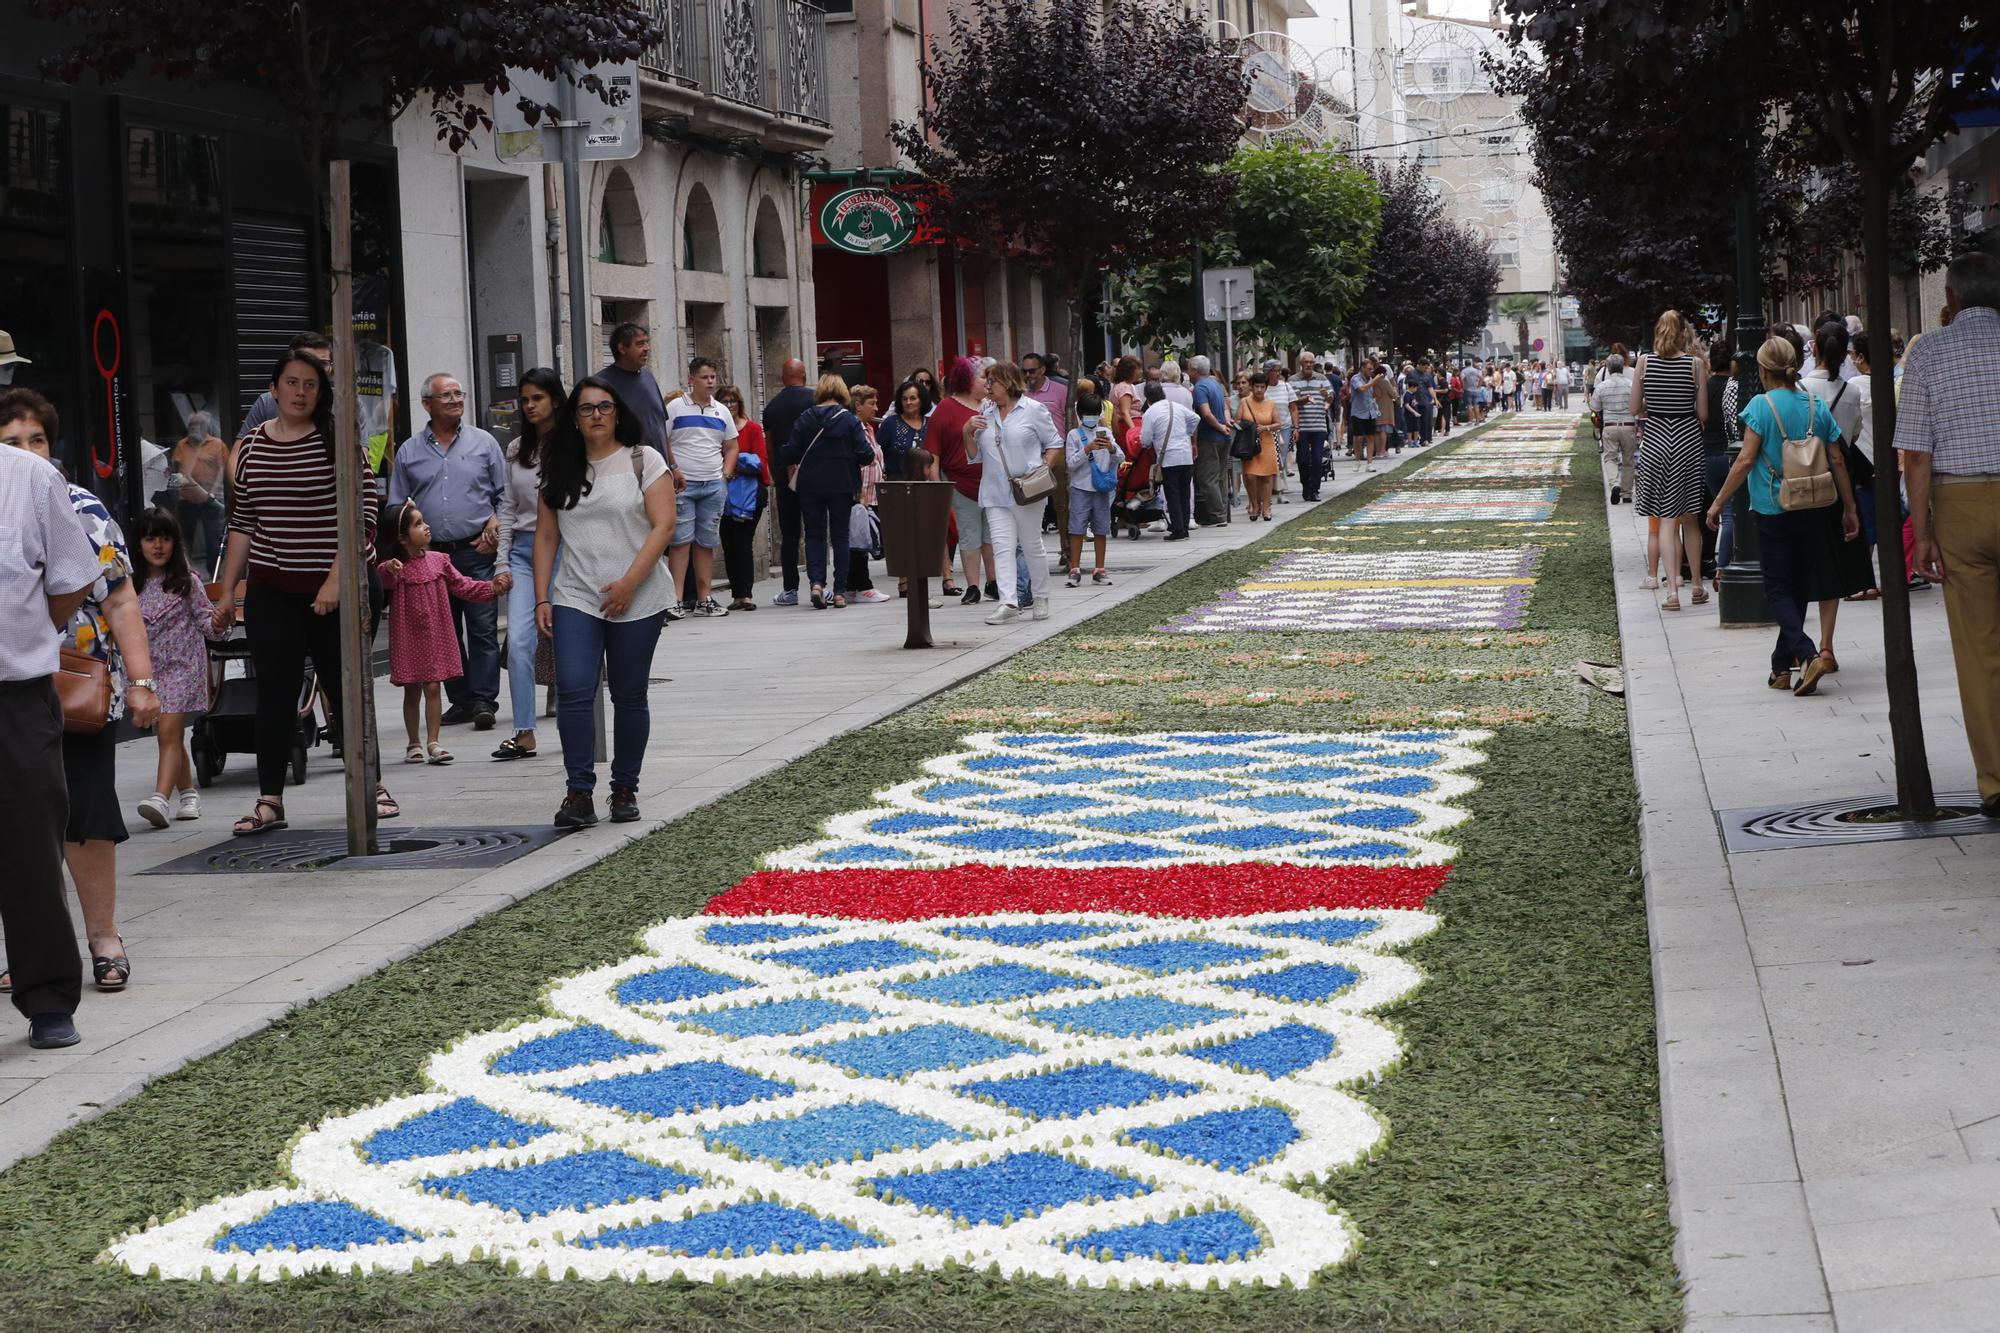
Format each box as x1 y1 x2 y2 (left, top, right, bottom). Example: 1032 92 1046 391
439 702 475 726
29 1013 80 1049
1983 795 2000 819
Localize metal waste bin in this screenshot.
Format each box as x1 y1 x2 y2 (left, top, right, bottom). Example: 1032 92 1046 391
877 480 957 648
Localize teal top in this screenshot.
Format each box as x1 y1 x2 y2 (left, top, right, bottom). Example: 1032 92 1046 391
1737 388 1843 516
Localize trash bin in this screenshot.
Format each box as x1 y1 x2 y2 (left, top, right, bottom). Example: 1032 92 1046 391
877 480 957 648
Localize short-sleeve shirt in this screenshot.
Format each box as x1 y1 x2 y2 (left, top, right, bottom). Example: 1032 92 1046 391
924 396 983 499
0 448 107 683
1738 388 1843 516
596 364 669 460
549 446 676 622
664 395 738 482
1347 373 1379 419
1290 375 1333 432
1192 377 1229 442
1263 376 1295 417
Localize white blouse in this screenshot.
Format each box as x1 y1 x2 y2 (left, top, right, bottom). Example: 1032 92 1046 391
969 397 1060 510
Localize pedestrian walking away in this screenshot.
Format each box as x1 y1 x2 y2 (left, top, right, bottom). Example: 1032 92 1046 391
534 377 678 829
762 357 815 604
389 372 506 730
782 375 877 610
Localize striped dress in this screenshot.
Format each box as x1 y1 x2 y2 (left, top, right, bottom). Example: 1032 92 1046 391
1634 353 1705 517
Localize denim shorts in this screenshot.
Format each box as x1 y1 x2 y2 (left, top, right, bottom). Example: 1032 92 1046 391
672 476 726 548
1068 487 1113 537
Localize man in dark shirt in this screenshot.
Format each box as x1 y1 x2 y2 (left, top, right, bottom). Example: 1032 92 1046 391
597 323 678 480
761 357 816 605
1412 359 1437 447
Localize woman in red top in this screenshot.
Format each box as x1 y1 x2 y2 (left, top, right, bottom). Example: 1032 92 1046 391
922 357 996 605
717 384 770 610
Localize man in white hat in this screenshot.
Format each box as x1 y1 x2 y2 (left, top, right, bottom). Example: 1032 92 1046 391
0 330 30 386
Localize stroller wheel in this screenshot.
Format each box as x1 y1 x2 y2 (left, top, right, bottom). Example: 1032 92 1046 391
194 729 221 788
291 729 310 785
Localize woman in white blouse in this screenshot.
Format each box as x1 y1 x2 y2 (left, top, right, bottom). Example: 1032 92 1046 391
493 367 563 760
962 361 1061 625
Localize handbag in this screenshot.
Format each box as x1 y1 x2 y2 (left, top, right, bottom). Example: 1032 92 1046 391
786 419 831 492
1761 393 1838 511
1009 462 1056 506
1087 441 1120 493
1828 381 1875 489
56 646 113 735
1229 417 1262 461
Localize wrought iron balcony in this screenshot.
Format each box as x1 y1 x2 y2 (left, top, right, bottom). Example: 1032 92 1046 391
638 0 828 127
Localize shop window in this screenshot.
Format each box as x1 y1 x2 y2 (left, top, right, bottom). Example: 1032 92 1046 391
598 167 645 265
752 197 787 278
0 99 80 479
682 185 723 272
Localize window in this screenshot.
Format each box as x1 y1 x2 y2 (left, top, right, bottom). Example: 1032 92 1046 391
682 184 723 272
598 167 645 264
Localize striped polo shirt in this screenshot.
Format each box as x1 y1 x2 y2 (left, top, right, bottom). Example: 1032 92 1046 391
227 425 378 594
665 395 739 482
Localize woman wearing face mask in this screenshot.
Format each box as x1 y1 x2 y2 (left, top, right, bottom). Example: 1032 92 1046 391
492 366 565 760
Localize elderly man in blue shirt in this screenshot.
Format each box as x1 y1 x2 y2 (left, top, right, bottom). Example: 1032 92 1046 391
390 372 508 730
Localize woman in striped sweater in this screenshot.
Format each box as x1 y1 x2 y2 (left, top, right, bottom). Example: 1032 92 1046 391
212 351 395 834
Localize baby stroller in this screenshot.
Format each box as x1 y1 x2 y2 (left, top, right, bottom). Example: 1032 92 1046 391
1111 432 1163 540
190 581 325 788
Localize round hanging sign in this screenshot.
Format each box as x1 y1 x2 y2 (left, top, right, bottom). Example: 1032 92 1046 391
819 187 919 256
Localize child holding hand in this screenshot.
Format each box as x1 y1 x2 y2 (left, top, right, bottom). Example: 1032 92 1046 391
379 500 497 765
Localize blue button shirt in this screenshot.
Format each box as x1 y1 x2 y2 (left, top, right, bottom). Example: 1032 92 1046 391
388 423 507 542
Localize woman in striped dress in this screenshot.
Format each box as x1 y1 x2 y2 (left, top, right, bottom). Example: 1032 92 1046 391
1632 310 1711 610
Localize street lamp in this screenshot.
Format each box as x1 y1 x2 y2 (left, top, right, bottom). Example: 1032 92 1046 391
1717 0 1772 627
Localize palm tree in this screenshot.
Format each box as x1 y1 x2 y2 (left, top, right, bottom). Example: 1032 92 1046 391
1496 293 1547 358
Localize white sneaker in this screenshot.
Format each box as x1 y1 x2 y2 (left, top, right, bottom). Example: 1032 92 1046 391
1032 604 1051 621
985 605 1023 625
136 793 170 829
852 588 893 604
176 791 202 821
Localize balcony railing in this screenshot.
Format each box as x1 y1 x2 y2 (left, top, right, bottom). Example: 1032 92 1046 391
638 0 829 127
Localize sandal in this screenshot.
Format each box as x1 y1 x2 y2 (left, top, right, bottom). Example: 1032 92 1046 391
831 594 848 609
404 743 425 764
0 971 11 994
941 582 963 597
1821 650 1840 675
1662 595 1682 611
810 585 827 610
232 796 287 837
93 946 130 992
426 742 453 765
376 784 400 820
492 737 535 760
1845 588 1880 602
1691 588 1709 606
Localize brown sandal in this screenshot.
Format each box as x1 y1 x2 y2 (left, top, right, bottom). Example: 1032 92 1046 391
1662 595 1682 611
232 797 287 837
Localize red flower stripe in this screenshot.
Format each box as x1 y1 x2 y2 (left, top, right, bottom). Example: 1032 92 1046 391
706 863 1450 921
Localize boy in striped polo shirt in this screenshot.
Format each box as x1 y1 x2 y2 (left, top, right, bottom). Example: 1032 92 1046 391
665 357 739 618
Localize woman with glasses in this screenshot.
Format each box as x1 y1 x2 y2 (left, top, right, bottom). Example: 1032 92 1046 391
533 377 677 828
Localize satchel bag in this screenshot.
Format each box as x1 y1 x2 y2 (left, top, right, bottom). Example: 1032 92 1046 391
1761 394 1838 512
1009 461 1056 506
57 646 113 735
1229 417 1262 461
1087 442 1120 493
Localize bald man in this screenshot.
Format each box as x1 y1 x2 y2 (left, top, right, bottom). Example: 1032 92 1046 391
762 358 816 605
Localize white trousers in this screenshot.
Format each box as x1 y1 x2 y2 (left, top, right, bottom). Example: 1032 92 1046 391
986 501 1051 608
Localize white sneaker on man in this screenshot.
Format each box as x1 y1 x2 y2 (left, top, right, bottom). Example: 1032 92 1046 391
852 588 893 604
985 605 1023 625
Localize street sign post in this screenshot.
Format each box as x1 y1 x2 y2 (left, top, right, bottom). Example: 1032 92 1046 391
1202 266 1256 381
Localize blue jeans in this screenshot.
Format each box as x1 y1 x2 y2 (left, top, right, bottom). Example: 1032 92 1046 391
799 492 854 596
1705 453 1736 568
505 545 550 736
446 545 500 711
551 604 665 793
1755 511 1819 675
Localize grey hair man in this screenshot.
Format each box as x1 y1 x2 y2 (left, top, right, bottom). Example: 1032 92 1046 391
1158 360 1194 410
1591 352 1637 504
1186 355 1231 525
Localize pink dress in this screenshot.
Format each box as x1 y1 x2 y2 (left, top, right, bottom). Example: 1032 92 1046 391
380 550 497 686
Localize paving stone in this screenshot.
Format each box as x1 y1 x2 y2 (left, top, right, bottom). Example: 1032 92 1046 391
1816 1209 2000 1292
1832 1276 2000 1333
1676 1182 1831 1320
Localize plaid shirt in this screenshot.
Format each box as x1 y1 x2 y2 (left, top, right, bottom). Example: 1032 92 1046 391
1896 306 2000 474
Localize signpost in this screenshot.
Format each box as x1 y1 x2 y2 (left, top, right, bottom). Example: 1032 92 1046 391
1201 266 1256 381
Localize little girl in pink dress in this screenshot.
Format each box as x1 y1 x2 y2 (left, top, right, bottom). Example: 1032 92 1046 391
378 500 497 765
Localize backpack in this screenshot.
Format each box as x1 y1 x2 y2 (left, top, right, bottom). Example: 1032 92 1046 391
1760 394 1838 511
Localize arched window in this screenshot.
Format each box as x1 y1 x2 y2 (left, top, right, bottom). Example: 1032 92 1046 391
597 168 645 265
682 185 723 272
751 197 787 278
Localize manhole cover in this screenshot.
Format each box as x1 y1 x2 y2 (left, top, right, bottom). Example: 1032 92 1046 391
1718 794 1995 853
141 825 572 874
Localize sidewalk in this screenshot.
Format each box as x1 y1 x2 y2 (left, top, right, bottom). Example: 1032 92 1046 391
0 453 1407 1169
1611 487 2000 1331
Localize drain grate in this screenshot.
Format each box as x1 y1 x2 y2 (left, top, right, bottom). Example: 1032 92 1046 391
142 825 572 875
1718 794 1995 853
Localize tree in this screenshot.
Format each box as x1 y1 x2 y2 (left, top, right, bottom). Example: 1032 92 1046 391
1499 0 2000 813
33 0 660 239
891 0 1245 319
1107 142 1381 357
1351 158 1501 359
1497 293 1547 358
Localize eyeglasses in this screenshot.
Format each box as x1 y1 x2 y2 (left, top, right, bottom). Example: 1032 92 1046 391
575 401 617 418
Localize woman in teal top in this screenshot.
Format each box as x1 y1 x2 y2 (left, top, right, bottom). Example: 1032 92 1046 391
1708 336 1863 696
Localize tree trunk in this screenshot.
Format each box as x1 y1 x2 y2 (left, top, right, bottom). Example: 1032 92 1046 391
1862 72 1935 812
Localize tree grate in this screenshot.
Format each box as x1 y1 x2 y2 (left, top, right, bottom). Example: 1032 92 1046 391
141 826 572 875
1717 794 1995 854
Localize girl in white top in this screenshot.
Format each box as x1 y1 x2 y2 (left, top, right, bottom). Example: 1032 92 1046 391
963 360 1061 625
493 367 563 759
532 375 677 830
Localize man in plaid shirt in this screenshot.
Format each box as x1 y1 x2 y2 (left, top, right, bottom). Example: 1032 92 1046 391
1899 252 2000 815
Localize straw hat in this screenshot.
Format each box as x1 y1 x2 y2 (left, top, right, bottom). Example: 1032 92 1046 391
0 330 29 367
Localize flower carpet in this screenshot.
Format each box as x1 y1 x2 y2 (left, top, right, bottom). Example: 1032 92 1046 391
1161 549 1544 635
1339 488 1559 525
1411 456 1570 481
7 410 1676 1330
